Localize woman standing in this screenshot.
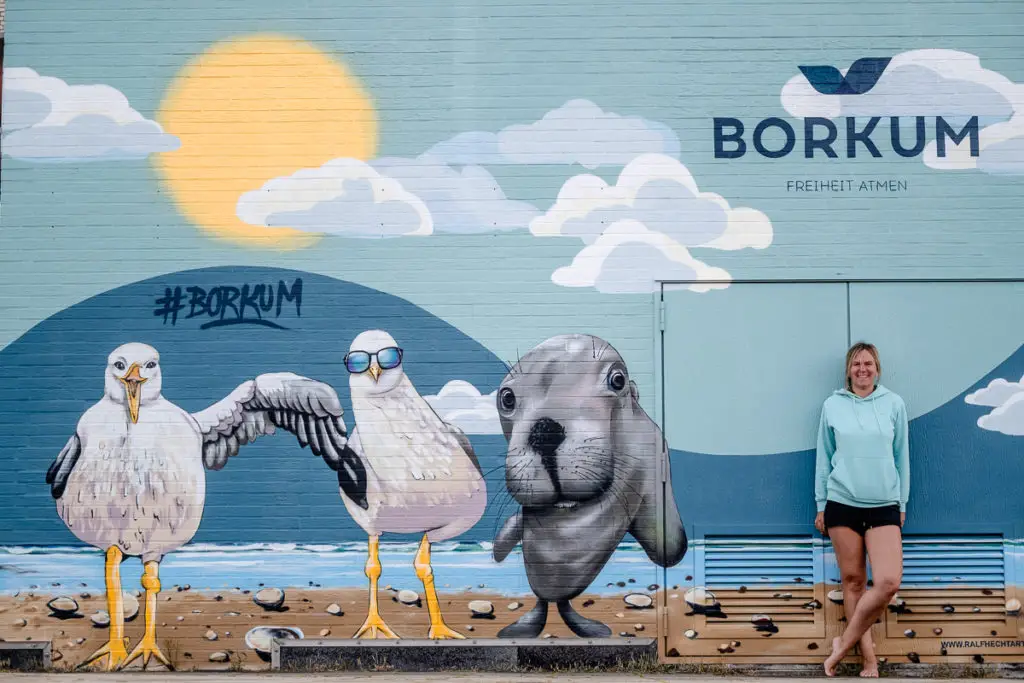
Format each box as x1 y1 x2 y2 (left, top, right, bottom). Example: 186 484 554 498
815 342 910 677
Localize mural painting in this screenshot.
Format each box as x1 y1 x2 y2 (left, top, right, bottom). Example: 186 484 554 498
2 0 1024 672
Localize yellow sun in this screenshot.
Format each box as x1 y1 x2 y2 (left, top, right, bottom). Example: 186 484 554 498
154 34 378 249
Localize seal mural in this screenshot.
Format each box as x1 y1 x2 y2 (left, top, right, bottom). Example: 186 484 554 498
492 334 687 638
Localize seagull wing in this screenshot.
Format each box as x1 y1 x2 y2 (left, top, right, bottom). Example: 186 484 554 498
445 421 482 477
45 433 82 499
190 372 368 508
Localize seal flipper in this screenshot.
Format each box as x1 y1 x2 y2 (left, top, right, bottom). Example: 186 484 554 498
557 600 611 638
493 511 523 563
497 600 548 638
628 439 687 567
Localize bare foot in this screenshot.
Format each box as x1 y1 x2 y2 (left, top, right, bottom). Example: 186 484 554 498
824 636 844 677
860 662 879 677
859 639 879 677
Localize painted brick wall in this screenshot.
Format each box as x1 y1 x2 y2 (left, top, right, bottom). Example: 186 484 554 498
1 0 1022 670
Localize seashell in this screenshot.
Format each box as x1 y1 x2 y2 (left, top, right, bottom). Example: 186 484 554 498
827 589 844 604
253 587 285 611
90 611 110 627
12 617 28 627
1006 598 1021 615
648 584 659 591
469 600 494 617
634 623 645 632
973 606 981 613
508 602 521 611
319 628 330 637
624 593 653 609
205 630 218 641
326 603 343 616
904 629 916 638
684 587 715 607
398 589 420 606
803 599 822 610
46 596 80 618
209 652 229 663
943 604 955 613
123 592 140 621
245 626 303 662
751 613 773 625
718 643 734 653
933 627 943 635
684 629 698 639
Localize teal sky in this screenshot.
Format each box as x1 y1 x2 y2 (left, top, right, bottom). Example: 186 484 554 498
2 0 1023 454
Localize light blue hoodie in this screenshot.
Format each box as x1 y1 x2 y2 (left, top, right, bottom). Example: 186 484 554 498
815 384 910 513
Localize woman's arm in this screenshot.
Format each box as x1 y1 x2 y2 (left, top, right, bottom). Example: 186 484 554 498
814 403 835 512
893 399 910 512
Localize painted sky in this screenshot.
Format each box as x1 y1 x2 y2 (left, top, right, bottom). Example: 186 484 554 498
2 0 1024 455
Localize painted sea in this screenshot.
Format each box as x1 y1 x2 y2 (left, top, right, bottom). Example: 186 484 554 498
3 539 1021 595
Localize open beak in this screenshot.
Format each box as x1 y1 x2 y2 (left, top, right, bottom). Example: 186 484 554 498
118 363 148 424
368 362 382 383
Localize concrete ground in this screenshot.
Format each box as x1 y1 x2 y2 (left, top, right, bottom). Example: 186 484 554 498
0 676 986 682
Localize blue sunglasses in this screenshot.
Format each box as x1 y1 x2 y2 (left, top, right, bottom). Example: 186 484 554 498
344 346 403 374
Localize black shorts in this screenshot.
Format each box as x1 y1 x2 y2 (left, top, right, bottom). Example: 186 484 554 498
824 500 901 536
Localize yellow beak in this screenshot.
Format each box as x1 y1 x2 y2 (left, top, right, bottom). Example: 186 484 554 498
118 363 148 424
368 363 382 383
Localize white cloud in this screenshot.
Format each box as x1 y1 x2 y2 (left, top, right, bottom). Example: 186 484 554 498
236 158 432 238
780 50 1024 175
369 154 540 233
977 392 1024 436
424 380 502 435
965 375 1024 407
966 373 1024 436
1 67 179 161
551 219 731 294
531 153 772 251
425 99 680 169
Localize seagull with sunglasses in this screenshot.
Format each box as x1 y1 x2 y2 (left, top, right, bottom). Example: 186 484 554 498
335 329 487 639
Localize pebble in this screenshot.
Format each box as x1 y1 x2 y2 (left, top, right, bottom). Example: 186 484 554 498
684 629 698 639
79 592 92 600
1007 598 1022 615
209 651 229 663
47 596 80 618
507 602 521 611
973 606 982 613
615 612 625 619
624 593 653 609
398 589 420 606
634 624 645 632
75 637 86 645
466 625 474 632
319 628 331 637
176 616 185 622
13 617 27 627
904 629 916 638
326 603 343 616
827 588 844 604
165 596 172 601
205 630 218 641
648 584 659 591
582 599 595 608
90 612 110 627
253 587 286 610
469 600 494 616
934 628 943 635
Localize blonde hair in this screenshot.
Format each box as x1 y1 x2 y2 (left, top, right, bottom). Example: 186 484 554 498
846 341 881 390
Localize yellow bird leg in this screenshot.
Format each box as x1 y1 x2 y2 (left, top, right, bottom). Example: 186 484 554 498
78 546 129 671
353 535 399 639
121 561 173 670
414 534 464 639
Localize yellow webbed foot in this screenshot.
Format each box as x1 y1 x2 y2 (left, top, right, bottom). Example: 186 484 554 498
427 621 466 640
78 636 130 671
120 634 174 671
353 613 400 639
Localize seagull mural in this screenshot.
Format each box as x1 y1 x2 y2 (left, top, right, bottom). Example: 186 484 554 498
329 329 487 639
45 342 365 671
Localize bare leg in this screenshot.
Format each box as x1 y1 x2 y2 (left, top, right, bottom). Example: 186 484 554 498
79 547 128 671
825 526 868 676
825 525 902 676
121 560 173 670
354 534 399 638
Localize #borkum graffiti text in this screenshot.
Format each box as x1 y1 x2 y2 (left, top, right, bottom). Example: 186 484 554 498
154 278 303 330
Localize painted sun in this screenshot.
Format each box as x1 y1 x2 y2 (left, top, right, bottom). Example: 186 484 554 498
153 34 378 249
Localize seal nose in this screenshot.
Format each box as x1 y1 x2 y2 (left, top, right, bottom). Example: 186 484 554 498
529 417 566 457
